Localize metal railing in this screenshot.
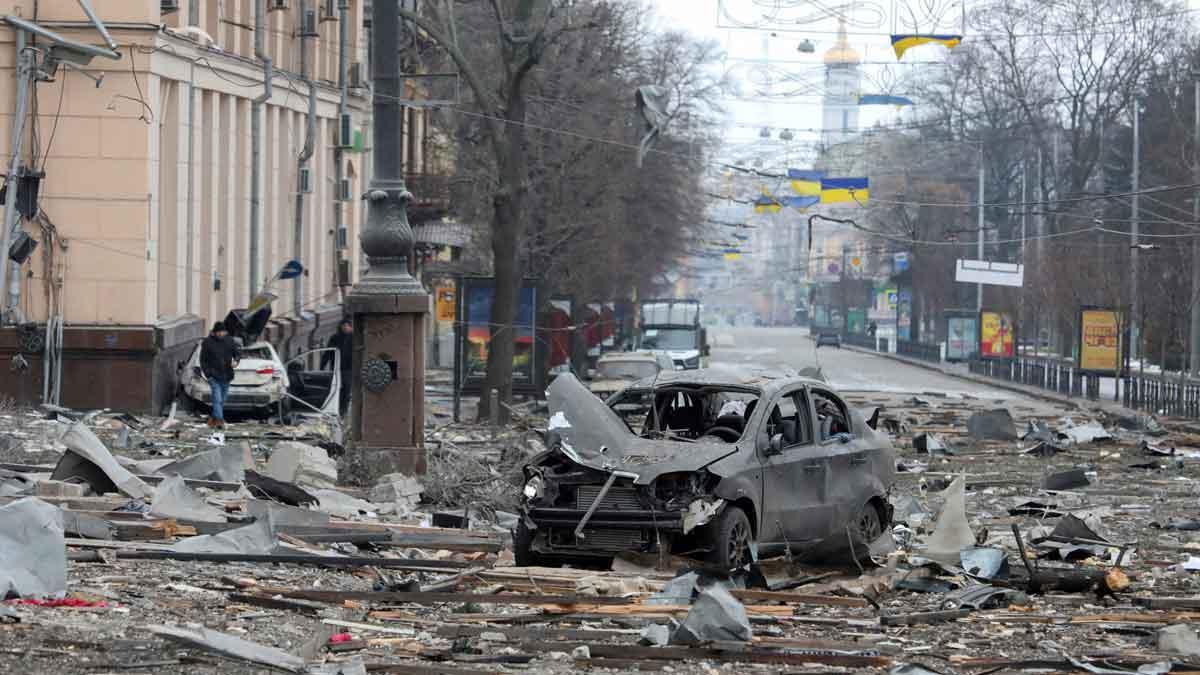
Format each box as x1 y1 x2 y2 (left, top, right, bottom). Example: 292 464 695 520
1124 372 1200 418
897 339 940 363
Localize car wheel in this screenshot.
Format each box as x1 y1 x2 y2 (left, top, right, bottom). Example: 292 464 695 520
855 501 883 543
708 505 753 570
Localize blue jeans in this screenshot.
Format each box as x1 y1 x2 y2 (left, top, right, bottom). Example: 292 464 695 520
208 377 230 422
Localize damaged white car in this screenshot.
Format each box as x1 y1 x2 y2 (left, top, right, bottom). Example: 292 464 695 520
517 371 896 569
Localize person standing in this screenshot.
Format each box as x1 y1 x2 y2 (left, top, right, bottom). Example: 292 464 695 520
200 322 240 428
322 319 354 416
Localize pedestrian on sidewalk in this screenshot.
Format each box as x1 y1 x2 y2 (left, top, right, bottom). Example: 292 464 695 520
322 318 354 416
200 321 240 429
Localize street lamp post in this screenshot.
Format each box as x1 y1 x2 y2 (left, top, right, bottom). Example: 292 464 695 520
345 0 430 477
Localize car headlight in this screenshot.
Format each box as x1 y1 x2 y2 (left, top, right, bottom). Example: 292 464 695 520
523 475 544 500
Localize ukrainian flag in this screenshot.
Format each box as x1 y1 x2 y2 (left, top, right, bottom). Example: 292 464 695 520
754 194 782 214
820 177 869 204
787 169 824 196
890 34 962 59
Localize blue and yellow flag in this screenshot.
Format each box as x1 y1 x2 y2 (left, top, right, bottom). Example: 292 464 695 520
858 94 914 107
820 177 869 204
890 34 961 59
786 169 824 196
753 194 782 214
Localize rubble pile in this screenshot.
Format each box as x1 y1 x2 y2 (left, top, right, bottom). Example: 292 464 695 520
2 389 1200 673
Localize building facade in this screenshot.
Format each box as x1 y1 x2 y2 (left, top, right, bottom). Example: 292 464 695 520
0 1 441 411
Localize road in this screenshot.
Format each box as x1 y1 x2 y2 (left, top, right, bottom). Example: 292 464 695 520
709 326 1037 402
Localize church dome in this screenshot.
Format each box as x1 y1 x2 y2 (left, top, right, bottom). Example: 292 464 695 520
823 20 860 64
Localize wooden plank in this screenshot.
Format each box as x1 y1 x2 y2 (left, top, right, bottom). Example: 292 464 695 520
515 642 892 668
730 589 870 608
282 590 632 606
227 593 325 615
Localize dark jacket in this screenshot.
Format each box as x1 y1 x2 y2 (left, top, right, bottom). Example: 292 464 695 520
322 331 353 372
200 334 240 383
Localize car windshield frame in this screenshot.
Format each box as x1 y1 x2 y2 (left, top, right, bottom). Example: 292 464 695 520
640 328 697 351
598 359 659 380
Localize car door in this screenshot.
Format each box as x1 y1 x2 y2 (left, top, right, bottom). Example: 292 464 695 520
811 388 870 532
284 348 341 416
757 386 833 547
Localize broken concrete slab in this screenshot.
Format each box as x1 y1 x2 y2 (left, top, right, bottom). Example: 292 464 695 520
1158 624 1200 657
670 583 752 645
157 444 245 483
0 497 66 599
150 624 306 673
150 474 228 523
246 500 330 527
913 433 952 455
924 476 974 565
639 623 671 646
52 421 153 500
967 409 1017 441
368 472 423 507
59 508 114 540
265 442 337 490
34 480 88 498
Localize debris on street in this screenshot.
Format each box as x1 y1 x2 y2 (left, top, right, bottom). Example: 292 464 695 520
3 374 1200 673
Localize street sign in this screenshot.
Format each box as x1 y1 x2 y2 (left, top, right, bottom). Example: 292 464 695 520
893 252 909 273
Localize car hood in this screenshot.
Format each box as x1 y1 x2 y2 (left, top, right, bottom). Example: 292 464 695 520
667 349 700 361
546 374 738 485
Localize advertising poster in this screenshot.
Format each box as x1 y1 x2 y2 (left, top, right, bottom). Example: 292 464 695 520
1079 308 1121 374
463 280 536 383
945 315 978 361
979 311 1015 359
435 283 457 322
897 290 912 341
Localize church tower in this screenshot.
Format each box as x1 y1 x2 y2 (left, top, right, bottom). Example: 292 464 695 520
821 20 861 154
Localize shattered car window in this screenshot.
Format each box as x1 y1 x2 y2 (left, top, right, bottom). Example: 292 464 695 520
812 389 852 441
614 386 758 442
239 347 273 360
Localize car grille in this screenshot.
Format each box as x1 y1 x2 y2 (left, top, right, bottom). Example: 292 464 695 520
577 528 644 548
576 484 643 510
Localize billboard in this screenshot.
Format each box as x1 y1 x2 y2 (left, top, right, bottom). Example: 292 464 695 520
1079 308 1122 375
945 313 978 362
457 277 539 394
979 311 1015 359
955 259 1025 287
435 283 457 322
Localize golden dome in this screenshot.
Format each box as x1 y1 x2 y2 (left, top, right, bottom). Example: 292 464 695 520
823 20 860 64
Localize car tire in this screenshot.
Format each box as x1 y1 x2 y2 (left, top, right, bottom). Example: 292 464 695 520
708 505 753 570
854 500 884 547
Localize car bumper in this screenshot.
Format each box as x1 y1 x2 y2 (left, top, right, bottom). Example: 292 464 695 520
186 386 280 409
525 507 685 556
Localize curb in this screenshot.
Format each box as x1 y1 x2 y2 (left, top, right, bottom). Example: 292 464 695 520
835 341 1134 414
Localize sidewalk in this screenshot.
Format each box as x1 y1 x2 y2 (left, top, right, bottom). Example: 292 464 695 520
839 342 1137 417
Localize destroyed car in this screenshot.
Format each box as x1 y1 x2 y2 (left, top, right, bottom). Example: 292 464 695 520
179 308 342 422
588 351 675 399
517 371 896 569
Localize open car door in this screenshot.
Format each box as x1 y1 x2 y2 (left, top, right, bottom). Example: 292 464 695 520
284 348 341 420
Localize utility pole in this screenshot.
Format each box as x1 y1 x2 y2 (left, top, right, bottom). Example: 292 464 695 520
0 31 31 323
1190 74 1200 377
976 143 985 312
1132 97 1141 369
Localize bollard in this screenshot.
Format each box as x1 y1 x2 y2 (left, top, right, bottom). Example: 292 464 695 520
489 388 499 439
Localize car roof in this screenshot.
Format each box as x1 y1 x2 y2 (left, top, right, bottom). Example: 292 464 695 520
623 367 828 396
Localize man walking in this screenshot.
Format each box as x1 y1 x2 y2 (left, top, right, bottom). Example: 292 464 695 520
322 319 354 416
200 321 239 429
